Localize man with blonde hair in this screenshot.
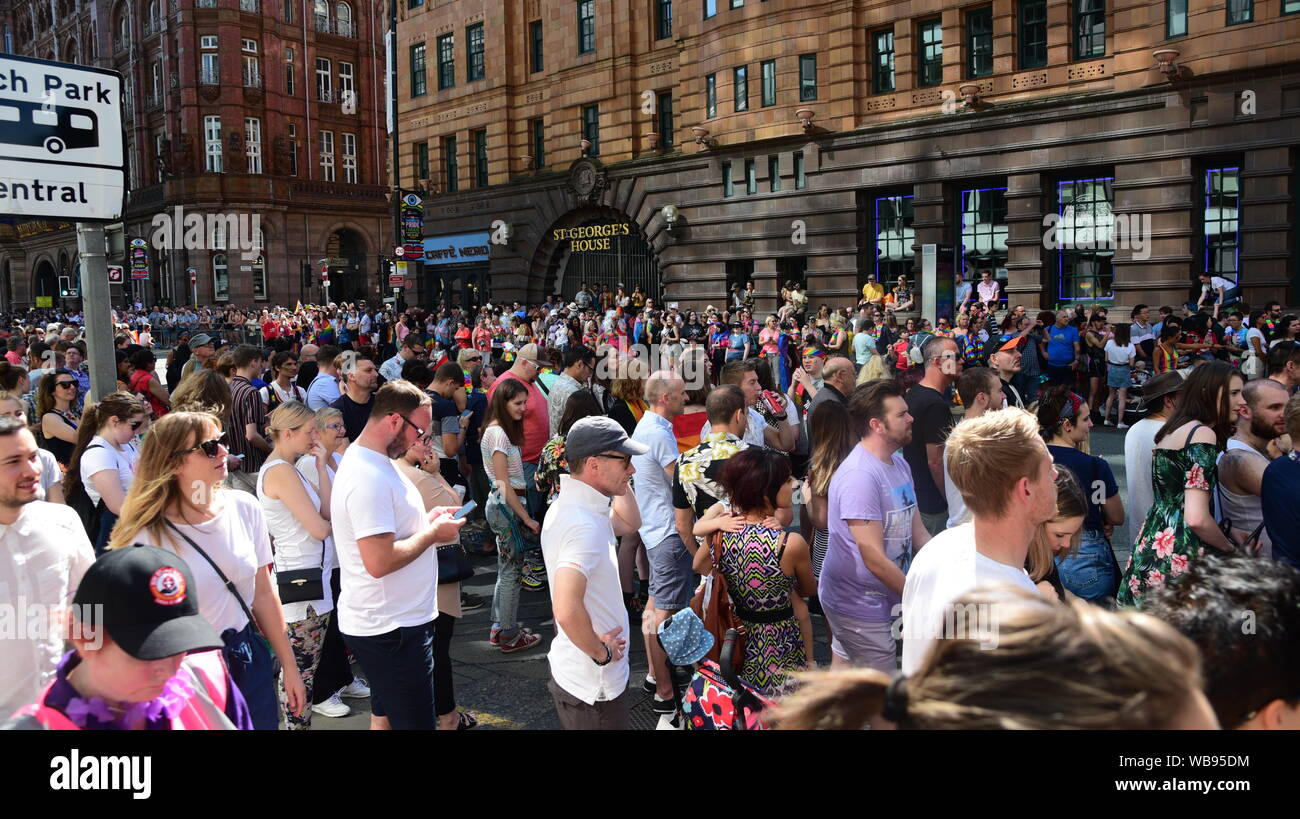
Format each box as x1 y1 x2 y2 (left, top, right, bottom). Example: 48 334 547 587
900 407 1059 675
630 370 688 714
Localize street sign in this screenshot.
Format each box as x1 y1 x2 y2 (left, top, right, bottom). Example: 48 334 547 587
394 245 406 257
0 54 125 221
388 274 405 286
107 264 123 284
186 266 197 283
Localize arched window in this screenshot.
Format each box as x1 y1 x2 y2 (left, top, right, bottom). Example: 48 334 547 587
335 2 352 37
148 0 159 23
313 0 329 32
212 253 229 301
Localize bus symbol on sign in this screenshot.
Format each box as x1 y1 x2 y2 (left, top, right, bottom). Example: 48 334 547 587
0 98 98 154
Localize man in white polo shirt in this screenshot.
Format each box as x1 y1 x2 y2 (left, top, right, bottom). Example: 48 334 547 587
900 407 1058 675
331 381 465 730
541 416 645 729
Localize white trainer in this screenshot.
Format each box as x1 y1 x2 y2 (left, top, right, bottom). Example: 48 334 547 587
311 692 352 718
339 678 371 699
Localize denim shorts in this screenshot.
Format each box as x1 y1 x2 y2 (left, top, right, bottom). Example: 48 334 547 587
1107 364 1130 389
1056 528 1119 602
647 534 696 611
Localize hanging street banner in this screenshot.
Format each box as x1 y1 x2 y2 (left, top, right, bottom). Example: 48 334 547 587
0 54 125 221
129 237 150 279
400 193 424 257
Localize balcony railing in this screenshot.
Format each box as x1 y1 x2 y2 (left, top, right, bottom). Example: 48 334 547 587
143 18 161 35
335 19 354 38
243 70 262 88
200 67 220 85
145 93 162 110
314 15 330 33
317 87 334 103
239 0 259 12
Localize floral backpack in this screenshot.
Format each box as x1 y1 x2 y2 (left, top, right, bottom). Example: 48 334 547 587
680 658 775 731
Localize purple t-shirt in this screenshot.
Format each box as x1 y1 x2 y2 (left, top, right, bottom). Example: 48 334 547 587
818 444 917 622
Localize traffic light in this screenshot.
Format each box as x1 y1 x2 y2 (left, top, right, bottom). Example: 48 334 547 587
58 276 71 298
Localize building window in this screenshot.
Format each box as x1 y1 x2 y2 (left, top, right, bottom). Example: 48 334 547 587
730 0 742 7
1166 0 1187 37
872 29 895 93
415 141 429 181
242 38 257 52
408 0 421 7
917 19 943 87
582 105 599 155
245 117 262 173
657 91 674 146
794 151 805 189
336 2 353 37
319 130 335 181
1019 0 1047 68
151 61 162 104
577 0 595 54
342 133 357 183
444 135 458 192
316 57 333 101
283 0 294 22
967 8 993 78
285 47 295 95
200 51 219 85
529 21 543 73
212 254 229 301
874 194 914 283
656 0 672 39
251 253 266 300
705 0 716 19
733 65 748 111
722 161 733 197
339 62 355 108
745 159 756 195
204 115 222 172
466 23 484 81
798 54 816 101
531 118 545 168
473 129 488 187
1286 0 1300 14
1055 177 1114 302
1203 168 1240 282
1073 0 1105 59
154 133 165 182
1226 0 1252 24
242 53 261 88
436 34 452 90
760 59 776 106
768 155 779 192
960 187 1008 293
706 73 717 118
201 35 218 49
288 123 298 176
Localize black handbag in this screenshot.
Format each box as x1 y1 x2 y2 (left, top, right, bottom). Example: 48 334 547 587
437 544 474 585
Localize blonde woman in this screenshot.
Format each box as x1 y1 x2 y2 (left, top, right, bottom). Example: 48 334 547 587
0 390 63 503
258 402 334 730
1026 468 1087 602
109 411 305 730
774 587 1219 730
65 392 146 553
393 429 478 729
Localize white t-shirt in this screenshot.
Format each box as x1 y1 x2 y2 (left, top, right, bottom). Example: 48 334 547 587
699 406 776 449
36 448 60 501
900 523 1038 675
1245 327 1266 356
134 491 272 635
330 443 436 637
631 411 680 548
1203 276 1234 295
79 435 139 507
1104 340 1136 366
1123 418 1163 529
941 445 969 530
541 475 630 704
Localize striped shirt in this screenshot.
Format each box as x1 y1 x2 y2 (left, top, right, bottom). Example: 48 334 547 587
228 375 268 472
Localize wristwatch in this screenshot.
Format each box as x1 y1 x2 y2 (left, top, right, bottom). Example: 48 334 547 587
592 644 612 666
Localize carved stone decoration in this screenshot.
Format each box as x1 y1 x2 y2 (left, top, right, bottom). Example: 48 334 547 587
567 158 606 204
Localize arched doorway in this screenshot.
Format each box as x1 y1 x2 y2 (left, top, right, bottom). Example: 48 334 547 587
324 228 369 303
536 206 661 305
33 259 57 304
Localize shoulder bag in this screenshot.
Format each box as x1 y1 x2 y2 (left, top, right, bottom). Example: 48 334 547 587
689 530 746 668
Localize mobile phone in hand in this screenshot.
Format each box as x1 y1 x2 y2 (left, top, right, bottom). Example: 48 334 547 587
452 500 477 520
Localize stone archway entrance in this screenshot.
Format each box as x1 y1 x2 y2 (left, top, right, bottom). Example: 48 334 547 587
535 206 661 306
32 259 57 305
324 228 369 303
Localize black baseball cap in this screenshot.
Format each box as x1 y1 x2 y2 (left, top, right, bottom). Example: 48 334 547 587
72 545 223 661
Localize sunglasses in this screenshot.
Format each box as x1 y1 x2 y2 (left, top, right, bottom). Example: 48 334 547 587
128 419 145 431
177 432 227 459
395 414 426 439
594 452 633 467
54 380 77 389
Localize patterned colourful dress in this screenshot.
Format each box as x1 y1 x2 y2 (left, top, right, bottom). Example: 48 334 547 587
717 524 805 696
1117 430 1219 607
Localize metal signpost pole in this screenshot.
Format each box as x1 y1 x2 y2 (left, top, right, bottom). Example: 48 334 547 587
77 223 117 402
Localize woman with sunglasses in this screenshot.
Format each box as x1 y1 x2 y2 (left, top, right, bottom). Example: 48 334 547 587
36 368 80 468
109 412 305 730
66 392 146 553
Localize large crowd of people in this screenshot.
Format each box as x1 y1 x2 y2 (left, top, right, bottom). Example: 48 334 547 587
1 272 1299 731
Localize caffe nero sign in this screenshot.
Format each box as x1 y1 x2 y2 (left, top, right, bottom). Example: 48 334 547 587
423 232 491 266
552 223 631 252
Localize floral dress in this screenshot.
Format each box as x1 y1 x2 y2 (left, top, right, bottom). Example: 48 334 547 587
716 524 805 696
1118 427 1218 607
534 434 568 503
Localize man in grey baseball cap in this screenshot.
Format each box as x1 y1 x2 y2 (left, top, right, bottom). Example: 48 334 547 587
539 415 646 730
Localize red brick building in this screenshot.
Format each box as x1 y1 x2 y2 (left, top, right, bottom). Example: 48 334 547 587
0 0 390 309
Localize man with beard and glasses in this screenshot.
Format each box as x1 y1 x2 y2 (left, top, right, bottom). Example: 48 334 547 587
1218 379 1291 559
818 379 931 672
330 381 467 730
0 416 95 717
